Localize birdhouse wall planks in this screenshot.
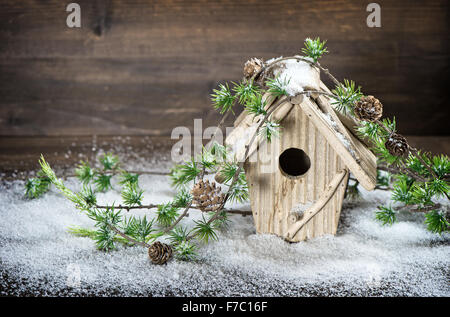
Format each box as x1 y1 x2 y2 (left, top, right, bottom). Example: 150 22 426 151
215 61 377 242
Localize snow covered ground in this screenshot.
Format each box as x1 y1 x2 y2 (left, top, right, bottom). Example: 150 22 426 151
0 156 449 296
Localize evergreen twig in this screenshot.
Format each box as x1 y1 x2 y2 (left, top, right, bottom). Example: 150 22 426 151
27 38 450 261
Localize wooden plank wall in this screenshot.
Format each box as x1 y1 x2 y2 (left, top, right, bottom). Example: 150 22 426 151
0 0 448 136
246 103 348 241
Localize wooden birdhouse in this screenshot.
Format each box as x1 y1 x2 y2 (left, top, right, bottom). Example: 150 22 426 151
216 59 377 242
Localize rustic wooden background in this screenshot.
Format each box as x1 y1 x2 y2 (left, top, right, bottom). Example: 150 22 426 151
0 0 449 137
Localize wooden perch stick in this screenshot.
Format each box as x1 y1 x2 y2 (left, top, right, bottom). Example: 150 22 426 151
285 169 348 240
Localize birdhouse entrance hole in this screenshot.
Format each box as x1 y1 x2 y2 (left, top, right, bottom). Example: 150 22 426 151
279 148 311 178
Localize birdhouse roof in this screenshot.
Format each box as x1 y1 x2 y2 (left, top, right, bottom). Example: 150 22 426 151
224 60 377 190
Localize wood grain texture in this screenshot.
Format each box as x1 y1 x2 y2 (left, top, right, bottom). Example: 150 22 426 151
0 135 176 178
300 98 377 190
2 135 446 176
285 169 349 240
0 0 449 136
245 103 349 241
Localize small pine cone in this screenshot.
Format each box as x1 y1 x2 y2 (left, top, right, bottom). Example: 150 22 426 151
191 179 225 212
354 95 383 122
243 58 264 80
385 133 409 157
148 241 172 265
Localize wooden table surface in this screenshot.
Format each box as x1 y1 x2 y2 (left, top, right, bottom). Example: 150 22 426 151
1 135 448 179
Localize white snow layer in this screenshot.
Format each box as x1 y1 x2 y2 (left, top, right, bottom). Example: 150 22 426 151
321 112 357 158
0 162 449 296
269 56 321 97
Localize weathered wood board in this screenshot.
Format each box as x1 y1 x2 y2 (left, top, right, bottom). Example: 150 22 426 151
244 103 350 241
0 0 449 136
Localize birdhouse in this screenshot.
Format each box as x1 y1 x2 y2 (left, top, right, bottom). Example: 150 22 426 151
216 59 377 242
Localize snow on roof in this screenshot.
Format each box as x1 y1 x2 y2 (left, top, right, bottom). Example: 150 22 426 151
300 97 377 190
267 56 321 96
226 57 377 189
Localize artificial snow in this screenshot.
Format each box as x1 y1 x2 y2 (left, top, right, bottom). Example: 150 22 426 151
268 56 320 97
291 201 313 218
0 158 449 296
321 112 357 158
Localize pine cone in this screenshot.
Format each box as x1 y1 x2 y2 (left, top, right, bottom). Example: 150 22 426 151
243 58 264 80
385 133 409 157
191 179 225 212
354 95 383 122
148 241 172 265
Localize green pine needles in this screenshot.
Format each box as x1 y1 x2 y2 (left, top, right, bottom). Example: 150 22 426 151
170 158 201 188
425 210 449 234
168 226 189 245
68 226 134 246
228 178 249 203
211 79 262 116
25 173 51 199
119 172 139 185
193 216 219 244
331 79 363 115
34 138 249 260
94 174 112 192
169 143 249 204
99 152 120 171
38 154 228 260
174 240 197 261
375 205 396 226
344 78 449 235
372 153 449 234
80 185 97 207
374 151 449 233
354 106 448 233
233 80 261 104
87 206 122 251
245 94 267 118
156 203 179 227
211 83 236 114
121 182 144 206
75 161 95 184
266 76 290 97
301 37 328 63
25 38 449 265
122 215 156 243
172 188 192 208
259 120 281 143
